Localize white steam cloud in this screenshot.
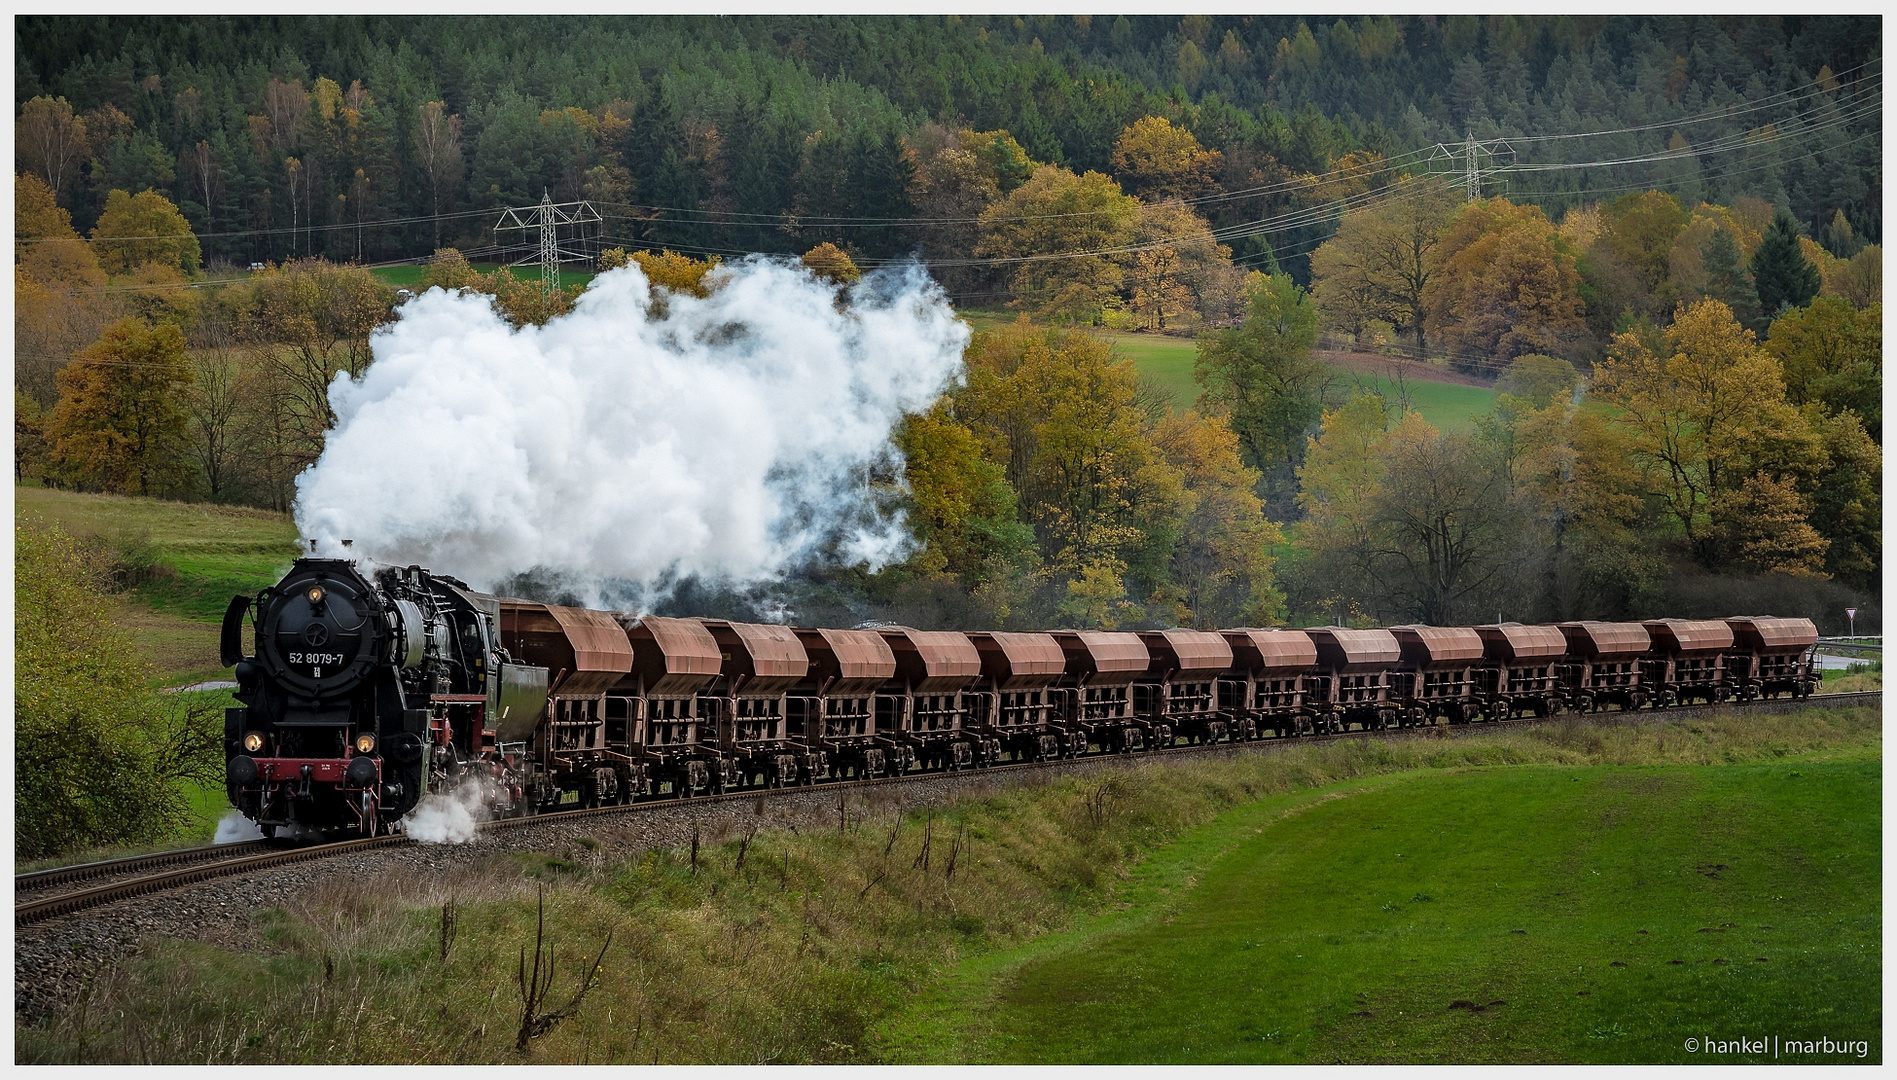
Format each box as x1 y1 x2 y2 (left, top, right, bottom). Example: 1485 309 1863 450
400 777 499 844
294 259 968 599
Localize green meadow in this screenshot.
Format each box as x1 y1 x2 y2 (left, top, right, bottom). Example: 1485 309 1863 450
881 745 1881 1064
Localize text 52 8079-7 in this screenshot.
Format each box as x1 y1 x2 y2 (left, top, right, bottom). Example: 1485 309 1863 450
290 652 346 666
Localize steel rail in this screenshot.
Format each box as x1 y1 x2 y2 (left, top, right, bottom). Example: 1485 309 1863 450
16 840 275 893
16 690 1879 927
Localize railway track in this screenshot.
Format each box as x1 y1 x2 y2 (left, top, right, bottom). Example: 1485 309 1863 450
17 689 1879 928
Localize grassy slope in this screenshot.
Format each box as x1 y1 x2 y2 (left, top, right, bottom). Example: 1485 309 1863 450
882 752 1881 1064
17 486 301 628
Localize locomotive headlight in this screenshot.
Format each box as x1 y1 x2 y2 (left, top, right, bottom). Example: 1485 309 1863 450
354 733 377 755
242 731 265 753
306 585 326 604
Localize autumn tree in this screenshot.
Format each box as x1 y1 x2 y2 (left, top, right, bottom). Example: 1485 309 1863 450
1110 116 1223 201
955 320 1184 621
16 172 104 290
413 101 463 248
1308 175 1459 351
1423 197 1585 369
1751 211 1822 318
1122 200 1239 329
1153 411 1284 626
894 404 1037 592
418 247 486 292
17 518 220 858
1289 391 1390 618
1826 245 1880 309
48 318 196 496
1804 409 1881 588
1193 272 1325 508
1763 295 1881 441
1592 299 1826 572
800 241 861 286
90 188 201 276
1511 401 1663 619
16 174 118 406
975 165 1140 323
905 125 1031 297
1364 413 1519 624
15 96 89 199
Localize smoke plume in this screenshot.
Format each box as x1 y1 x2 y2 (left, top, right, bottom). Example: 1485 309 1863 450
295 259 968 600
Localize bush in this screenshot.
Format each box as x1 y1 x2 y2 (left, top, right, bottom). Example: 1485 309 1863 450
15 516 221 859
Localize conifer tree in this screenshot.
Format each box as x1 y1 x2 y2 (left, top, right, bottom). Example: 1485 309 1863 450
1750 211 1822 319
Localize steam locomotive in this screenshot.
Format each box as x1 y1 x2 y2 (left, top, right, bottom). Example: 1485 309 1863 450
221 556 1822 836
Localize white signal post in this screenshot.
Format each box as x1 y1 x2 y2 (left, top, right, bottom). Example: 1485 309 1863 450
1846 607 1857 637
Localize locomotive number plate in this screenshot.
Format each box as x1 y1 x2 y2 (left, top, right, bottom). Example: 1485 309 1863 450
289 652 346 666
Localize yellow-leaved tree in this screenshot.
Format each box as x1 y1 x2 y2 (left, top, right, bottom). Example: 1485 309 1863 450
1592 298 1829 573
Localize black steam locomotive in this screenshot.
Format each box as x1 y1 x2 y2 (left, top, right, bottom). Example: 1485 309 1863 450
221 557 547 836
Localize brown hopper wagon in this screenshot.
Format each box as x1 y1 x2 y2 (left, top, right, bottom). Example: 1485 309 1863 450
696 619 810 788
1304 627 1402 732
1558 621 1651 712
500 600 633 807
1474 622 1568 718
1051 631 1152 752
1723 616 1819 700
792 628 898 779
1641 619 1735 706
967 631 1072 761
1219 628 1318 737
1390 625 1486 725
876 628 983 771
614 615 722 797
1135 629 1236 745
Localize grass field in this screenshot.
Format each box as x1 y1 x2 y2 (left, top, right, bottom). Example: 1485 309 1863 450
369 264 598 291
18 486 301 626
882 754 1880 1063
953 314 1498 429
18 486 300 686
18 707 1878 1064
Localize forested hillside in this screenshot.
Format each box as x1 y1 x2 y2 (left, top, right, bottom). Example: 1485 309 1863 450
14 15 1883 634
15 15 1881 285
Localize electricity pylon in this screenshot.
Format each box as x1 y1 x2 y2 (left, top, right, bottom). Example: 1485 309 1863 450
494 193 603 294
1426 132 1517 201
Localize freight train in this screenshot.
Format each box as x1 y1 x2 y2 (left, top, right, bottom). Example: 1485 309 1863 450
220 556 1822 836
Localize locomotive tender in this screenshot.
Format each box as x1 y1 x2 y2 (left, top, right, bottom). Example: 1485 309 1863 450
222 557 1822 836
